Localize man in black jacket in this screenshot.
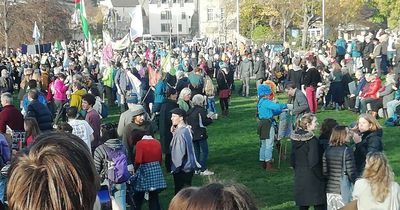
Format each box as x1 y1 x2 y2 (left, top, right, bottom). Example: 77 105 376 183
254 54 266 88
186 94 213 176
26 90 53 131
159 88 178 172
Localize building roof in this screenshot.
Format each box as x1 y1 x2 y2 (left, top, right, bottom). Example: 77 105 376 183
111 0 139 7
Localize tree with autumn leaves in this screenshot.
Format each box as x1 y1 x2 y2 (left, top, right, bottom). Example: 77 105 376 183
224 0 400 49
0 0 103 52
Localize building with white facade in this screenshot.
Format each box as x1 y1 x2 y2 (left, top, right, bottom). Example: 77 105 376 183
198 0 237 44
100 0 150 38
148 0 196 43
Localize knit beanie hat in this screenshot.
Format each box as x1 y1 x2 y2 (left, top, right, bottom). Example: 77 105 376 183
257 84 272 97
131 105 145 117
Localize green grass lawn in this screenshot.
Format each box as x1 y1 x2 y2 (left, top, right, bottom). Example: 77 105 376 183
97 81 400 209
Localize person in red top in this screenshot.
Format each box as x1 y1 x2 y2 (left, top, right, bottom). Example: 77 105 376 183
0 92 24 133
22 117 41 148
360 74 382 114
133 133 166 210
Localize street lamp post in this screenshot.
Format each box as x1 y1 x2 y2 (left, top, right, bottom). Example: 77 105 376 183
236 0 239 49
322 0 325 41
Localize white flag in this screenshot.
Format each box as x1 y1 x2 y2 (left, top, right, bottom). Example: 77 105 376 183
129 5 143 41
32 21 41 43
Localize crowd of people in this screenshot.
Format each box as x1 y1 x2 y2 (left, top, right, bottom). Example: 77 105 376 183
0 27 399 209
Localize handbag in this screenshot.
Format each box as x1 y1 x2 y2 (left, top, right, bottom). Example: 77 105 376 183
219 72 231 99
340 147 353 204
219 89 231 98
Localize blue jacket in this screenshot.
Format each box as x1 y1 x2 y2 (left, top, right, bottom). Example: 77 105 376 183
26 100 53 131
336 38 347 56
170 126 197 173
257 98 287 120
356 77 367 95
23 91 47 112
154 80 167 104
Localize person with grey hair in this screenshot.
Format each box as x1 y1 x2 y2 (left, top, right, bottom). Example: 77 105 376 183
177 87 192 111
0 69 12 94
0 92 24 134
187 94 214 176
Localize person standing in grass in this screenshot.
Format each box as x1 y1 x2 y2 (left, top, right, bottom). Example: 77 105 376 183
170 108 197 194
187 94 214 176
257 84 287 170
323 126 356 209
352 114 383 177
290 113 326 210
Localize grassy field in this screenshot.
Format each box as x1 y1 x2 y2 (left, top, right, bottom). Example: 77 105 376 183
102 81 400 210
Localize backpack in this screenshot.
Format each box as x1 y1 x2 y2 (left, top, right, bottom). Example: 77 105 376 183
0 134 11 168
101 102 108 118
103 145 129 184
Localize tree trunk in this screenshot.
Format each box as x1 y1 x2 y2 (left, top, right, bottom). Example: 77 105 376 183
3 0 8 56
301 6 308 49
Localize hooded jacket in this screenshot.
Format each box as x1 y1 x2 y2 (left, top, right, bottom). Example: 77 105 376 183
290 129 326 206
70 89 87 111
186 105 213 141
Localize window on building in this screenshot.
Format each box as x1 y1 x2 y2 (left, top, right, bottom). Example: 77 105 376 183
182 12 186 19
178 24 182 32
207 8 213 21
161 23 171 32
161 11 172 20
220 8 224 20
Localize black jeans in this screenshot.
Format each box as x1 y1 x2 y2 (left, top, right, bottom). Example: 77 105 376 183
299 204 326 210
173 171 194 194
104 86 114 107
133 191 161 210
220 98 229 113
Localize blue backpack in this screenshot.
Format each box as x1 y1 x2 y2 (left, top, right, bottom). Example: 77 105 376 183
104 145 129 184
0 134 11 168
101 102 108 118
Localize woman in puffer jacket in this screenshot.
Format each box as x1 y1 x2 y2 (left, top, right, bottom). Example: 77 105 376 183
323 126 356 210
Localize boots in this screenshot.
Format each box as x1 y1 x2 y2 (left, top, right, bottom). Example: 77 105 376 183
261 161 266 169
266 161 277 171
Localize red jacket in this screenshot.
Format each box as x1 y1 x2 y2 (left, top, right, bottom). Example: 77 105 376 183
0 105 24 133
134 136 162 168
362 78 382 99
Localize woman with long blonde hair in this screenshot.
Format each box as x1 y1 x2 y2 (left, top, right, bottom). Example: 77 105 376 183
352 152 400 209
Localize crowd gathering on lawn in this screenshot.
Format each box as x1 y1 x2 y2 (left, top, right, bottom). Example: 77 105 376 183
0 28 399 210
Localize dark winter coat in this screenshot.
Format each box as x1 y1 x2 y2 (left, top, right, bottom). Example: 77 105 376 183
323 145 357 194
363 42 374 59
254 59 266 80
302 67 321 88
290 129 326 206
26 100 53 131
159 99 178 154
186 105 212 141
354 129 383 176
287 68 303 90
216 71 232 91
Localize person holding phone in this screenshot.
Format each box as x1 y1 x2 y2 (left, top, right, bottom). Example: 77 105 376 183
352 114 383 177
